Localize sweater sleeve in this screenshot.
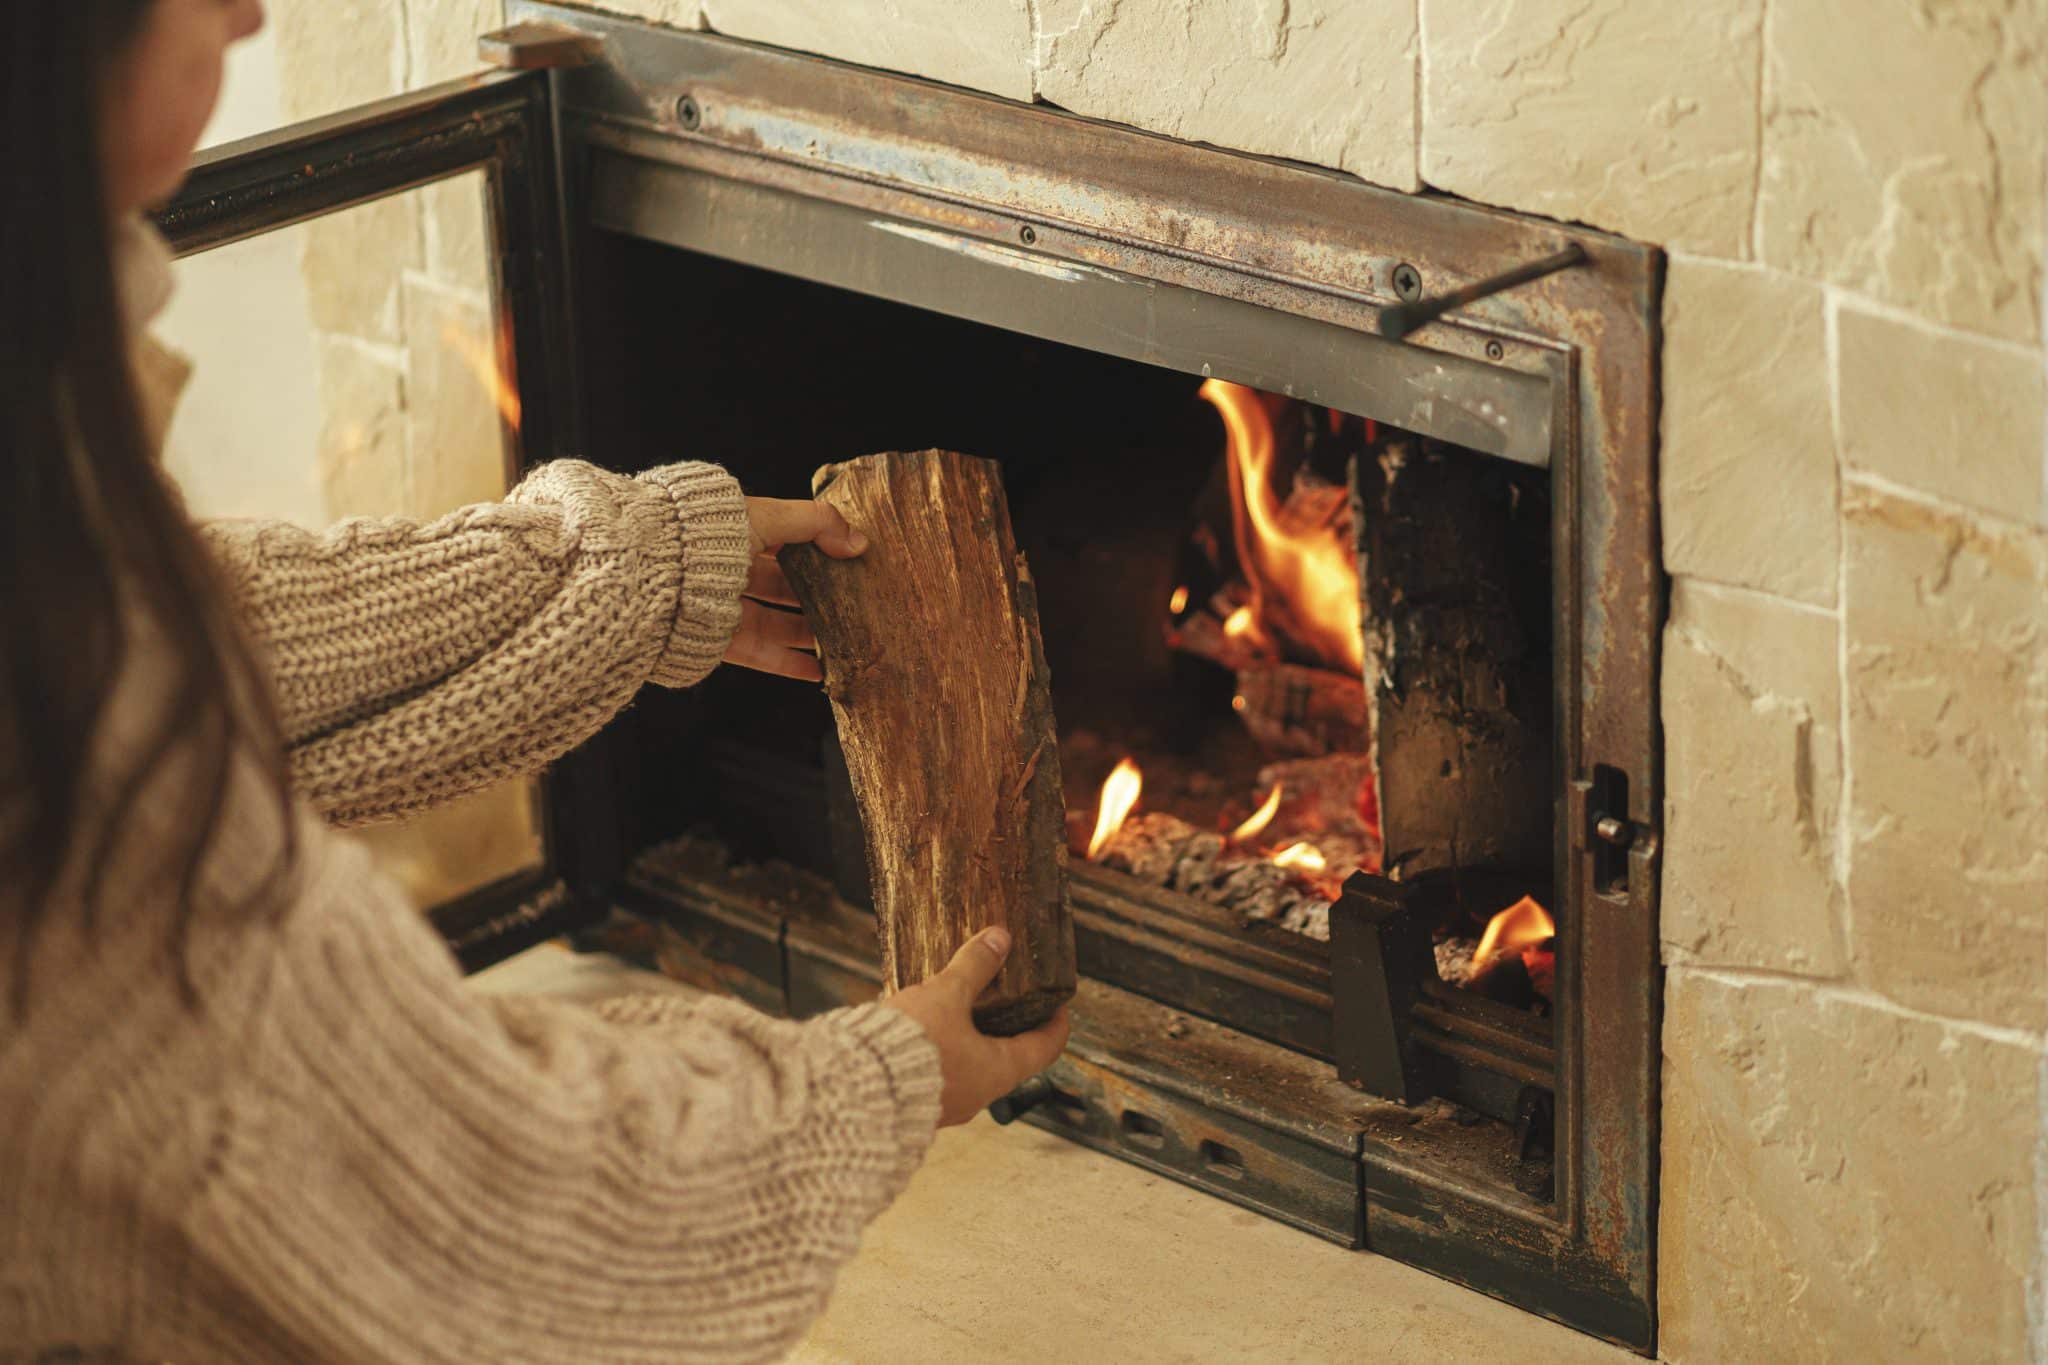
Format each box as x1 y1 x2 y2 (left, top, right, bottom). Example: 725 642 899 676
199 459 752 826
177 824 941 1365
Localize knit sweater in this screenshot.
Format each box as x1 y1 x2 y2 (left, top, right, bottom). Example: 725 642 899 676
0 223 943 1363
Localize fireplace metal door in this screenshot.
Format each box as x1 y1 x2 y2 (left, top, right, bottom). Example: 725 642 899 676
155 64 608 971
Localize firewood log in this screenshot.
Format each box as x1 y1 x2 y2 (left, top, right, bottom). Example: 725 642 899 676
779 450 1075 1035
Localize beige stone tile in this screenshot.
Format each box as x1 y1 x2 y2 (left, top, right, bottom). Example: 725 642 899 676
1659 970 2037 1362
300 195 419 345
1419 0 1761 258
1759 0 2045 344
406 0 507 87
358 778 542 909
1836 302 2046 524
311 337 410 520
1662 580 1844 976
592 0 703 27
401 279 517 519
421 173 492 295
1661 259 1838 603
273 0 405 122
705 0 1033 102
1844 483 2048 1031
1034 0 1418 191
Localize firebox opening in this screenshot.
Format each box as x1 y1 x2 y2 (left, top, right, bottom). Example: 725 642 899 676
585 228 1557 1039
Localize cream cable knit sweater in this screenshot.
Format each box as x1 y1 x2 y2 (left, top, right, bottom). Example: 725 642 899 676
0 224 943 1363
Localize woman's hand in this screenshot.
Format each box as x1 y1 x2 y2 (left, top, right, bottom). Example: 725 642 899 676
883 928 1073 1127
726 496 869 681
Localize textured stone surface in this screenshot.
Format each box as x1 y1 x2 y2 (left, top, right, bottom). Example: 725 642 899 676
704 0 1033 102
402 279 515 518
1662 582 1843 975
311 337 409 520
1419 0 1761 257
300 195 419 345
421 173 492 312
1661 259 1837 603
1034 0 1417 191
1844 484 2048 1032
1760 0 2046 343
357 780 542 909
406 0 505 87
1659 970 2037 1362
273 0 404 121
587 0 703 28
1836 303 2047 523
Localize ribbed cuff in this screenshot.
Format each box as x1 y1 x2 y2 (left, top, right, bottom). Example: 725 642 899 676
828 1002 945 1176
638 462 751 688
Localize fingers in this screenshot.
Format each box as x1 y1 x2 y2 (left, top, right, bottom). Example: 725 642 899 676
995 1006 1072 1078
722 599 823 681
747 496 870 559
938 926 1012 1002
744 555 799 606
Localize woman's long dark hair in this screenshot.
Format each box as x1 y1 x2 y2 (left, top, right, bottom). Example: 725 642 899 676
2 1 295 1010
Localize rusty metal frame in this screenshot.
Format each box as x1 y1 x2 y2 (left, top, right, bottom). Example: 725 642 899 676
156 72 607 969
515 1 1663 1348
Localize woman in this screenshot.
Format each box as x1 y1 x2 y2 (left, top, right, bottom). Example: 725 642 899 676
0 2 1069 1360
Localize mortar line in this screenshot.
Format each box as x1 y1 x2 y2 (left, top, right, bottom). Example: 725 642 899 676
1842 465 2048 535
1673 574 1840 621
1746 0 1769 262
1681 964 2048 1052
1823 288 1855 986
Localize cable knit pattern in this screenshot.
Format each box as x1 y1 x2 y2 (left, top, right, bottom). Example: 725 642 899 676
1 797 942 1363
0 222 942 1363
202 458 751 826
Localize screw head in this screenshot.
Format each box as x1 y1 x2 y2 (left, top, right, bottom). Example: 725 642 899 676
676 94 702 131
1019 224 1038 245
1485 339 1506 361
1391 263 1422 301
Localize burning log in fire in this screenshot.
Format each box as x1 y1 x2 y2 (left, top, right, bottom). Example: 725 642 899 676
1080 754 1380 940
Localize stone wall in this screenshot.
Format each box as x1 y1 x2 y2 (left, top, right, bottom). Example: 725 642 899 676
259 0 2048 1355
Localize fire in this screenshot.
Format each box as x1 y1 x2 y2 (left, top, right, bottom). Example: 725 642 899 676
1272 841 1327 873
1229 784 1283 843
1198 379 1363 675
1222 605 1255 640
1473 895 1555 974
1169 585 1190 615
443 319 522 432
1087 758 1143 859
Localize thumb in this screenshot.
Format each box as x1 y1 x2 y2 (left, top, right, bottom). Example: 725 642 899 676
751 496 869 558
938 926 1012 1001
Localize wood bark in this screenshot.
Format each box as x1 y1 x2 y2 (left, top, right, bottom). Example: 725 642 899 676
779 450 1075 1035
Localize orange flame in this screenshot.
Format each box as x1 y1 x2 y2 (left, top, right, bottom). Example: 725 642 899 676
1473 895 1555 973
1198 379 1363 675
1230 784 1283 843
1087 758 1143 859
1222 604 1255 640
1169 585 1190 615
443 319 522 432
1272 841 1327 873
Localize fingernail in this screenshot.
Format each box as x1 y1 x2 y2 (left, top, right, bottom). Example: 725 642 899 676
981 927 1012 958
848 529 871 554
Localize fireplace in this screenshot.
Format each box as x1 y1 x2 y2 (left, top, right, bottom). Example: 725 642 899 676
547 7 1662 1346
162 4 1664 1350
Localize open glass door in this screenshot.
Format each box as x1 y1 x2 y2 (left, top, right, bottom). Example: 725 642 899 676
154 58 607 972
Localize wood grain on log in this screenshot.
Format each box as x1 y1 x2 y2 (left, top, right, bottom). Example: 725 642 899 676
779 450 1075 1035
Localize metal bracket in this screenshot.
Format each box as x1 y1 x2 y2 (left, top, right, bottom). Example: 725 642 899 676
479 20 604 70
1377 243 1589 341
